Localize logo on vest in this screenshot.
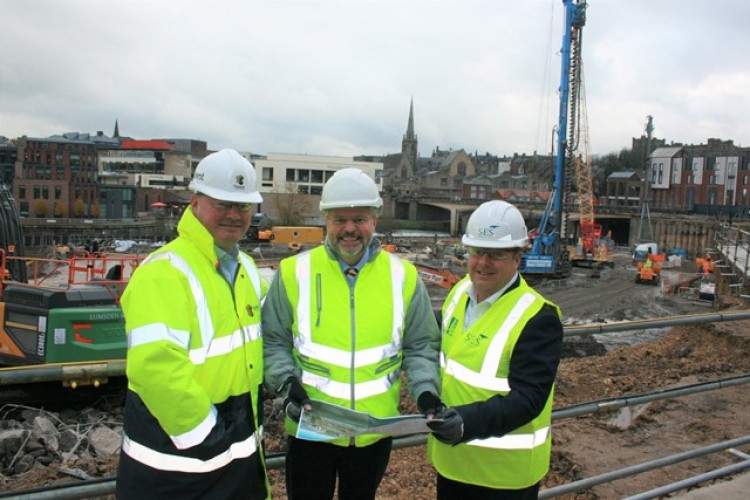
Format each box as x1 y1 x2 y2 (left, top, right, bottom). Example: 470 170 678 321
464 331 488 347
445 317 458 336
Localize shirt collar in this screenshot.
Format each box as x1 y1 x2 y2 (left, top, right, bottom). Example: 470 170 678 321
215 244 239 262
337 245 371 273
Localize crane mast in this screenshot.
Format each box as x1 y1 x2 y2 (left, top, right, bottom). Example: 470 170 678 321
523 0 586 276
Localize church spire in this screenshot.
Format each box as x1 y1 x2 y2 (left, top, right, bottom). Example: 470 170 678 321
401 98 418 178
405 97 415 140
113 119 120 138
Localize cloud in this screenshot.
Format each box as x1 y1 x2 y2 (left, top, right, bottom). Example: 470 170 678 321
1 0 748 156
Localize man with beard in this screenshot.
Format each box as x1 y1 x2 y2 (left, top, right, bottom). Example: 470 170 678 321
117 149 269 499
262 168 442 499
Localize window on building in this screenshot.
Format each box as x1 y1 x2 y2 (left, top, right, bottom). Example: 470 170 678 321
55 186 62 199
298 170 310 182
19 185 26 199
311 170 323 183
262 167 273 181
298 185 309 194
286 169 295 182
310 186 322 195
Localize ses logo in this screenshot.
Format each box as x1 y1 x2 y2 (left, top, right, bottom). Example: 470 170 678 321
478 225 500 237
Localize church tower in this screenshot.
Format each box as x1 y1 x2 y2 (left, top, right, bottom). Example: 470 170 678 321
400 98 418 178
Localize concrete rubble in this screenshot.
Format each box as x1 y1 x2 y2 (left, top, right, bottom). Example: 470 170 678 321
0 406 123 477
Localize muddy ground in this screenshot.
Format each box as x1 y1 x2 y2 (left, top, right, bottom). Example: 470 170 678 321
3 250 750 498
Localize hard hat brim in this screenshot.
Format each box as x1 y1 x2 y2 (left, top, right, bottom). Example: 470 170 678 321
461 234 529 249
189 181 263 204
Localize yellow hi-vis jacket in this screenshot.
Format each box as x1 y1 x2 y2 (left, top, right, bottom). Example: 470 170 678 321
118 207 268 499
429 276 560 490
278 245 418 446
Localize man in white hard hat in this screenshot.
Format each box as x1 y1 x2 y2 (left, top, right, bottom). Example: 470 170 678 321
426 199 564 499
117 149 270 499
262 168 442 499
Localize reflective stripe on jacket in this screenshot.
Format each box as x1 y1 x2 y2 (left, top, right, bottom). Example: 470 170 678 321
279 245 417 446
118 206 268 498
429 275 560 489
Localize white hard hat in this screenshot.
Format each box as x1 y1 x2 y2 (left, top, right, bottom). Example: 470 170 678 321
319 168 382 211
189 149 263 203
462 200 529 249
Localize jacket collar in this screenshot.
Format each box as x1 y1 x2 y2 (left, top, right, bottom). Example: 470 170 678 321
176 206 222 265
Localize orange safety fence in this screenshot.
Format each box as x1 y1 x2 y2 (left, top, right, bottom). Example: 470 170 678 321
0 251 144 305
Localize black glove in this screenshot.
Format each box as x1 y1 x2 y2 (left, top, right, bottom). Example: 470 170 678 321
282 376 311 423
426 408 464 445
417 392 446 417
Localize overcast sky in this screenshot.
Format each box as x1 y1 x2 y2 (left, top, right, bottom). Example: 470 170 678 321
1 0 748 159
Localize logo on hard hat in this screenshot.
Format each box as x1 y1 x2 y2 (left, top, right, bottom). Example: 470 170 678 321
478 225 499 237
234 175 246 189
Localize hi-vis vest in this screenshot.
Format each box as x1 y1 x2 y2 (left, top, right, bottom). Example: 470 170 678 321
120 220 266 476
429 276 561 490
280 246 418 446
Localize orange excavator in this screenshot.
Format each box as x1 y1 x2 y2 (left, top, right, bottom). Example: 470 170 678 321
381 244 461 289
414 264 461 290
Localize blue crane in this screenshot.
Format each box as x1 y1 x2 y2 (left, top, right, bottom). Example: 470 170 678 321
521 0 587 277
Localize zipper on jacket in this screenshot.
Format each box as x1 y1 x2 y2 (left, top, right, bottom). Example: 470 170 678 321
349 279 356 409
315 273 322 327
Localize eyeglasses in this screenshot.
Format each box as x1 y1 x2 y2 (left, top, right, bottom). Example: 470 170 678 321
327 216 372 226
202 196 253 213
467 247 516 261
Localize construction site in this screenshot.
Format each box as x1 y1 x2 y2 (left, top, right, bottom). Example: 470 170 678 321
2 0 749 496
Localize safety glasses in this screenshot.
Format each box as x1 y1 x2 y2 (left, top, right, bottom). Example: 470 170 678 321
326 216 372 226
201 195 253 213
467 247 516 261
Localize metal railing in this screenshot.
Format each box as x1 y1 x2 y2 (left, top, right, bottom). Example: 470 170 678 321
2 313 750 498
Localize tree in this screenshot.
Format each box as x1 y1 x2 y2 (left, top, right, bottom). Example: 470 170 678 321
54 201 67 217
270 182 311 226
74 198 85 217
33 199 49 218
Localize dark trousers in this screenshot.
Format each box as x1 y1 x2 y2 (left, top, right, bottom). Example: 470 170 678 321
437 474 540 499
285 436 392 499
